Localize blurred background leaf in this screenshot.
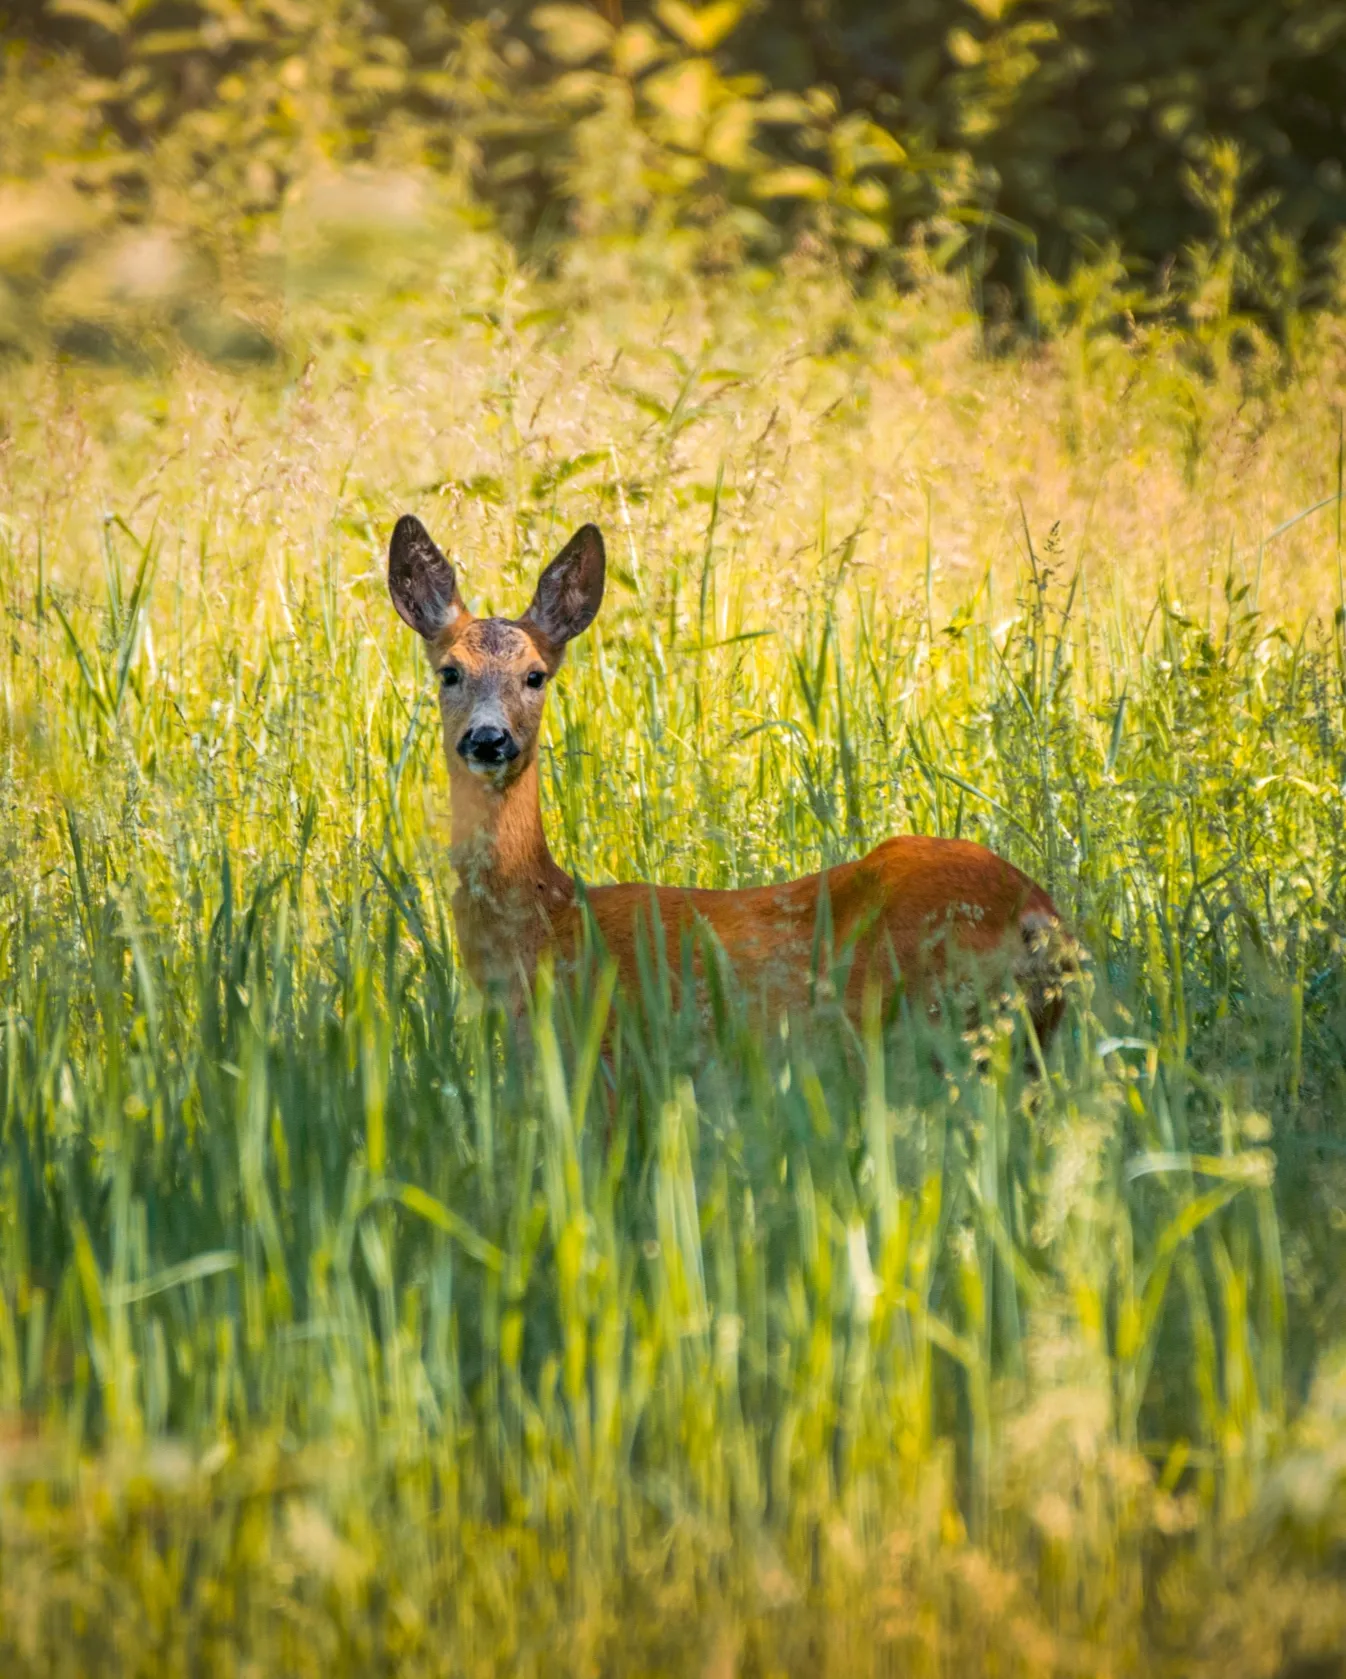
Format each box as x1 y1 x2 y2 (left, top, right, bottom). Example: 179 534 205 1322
1 0 1343 362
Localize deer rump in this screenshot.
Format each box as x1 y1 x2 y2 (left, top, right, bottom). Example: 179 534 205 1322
552 835 1078 1047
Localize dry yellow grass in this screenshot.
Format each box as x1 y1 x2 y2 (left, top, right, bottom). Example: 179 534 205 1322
6 253 1345 630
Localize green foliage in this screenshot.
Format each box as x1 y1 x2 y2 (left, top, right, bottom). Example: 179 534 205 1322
730 0 1346 301
3 0 1345 359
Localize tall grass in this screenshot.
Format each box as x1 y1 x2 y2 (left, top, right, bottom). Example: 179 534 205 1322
1 252 1345 1674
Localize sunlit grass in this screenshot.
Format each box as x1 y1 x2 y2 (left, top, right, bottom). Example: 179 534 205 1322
1 249 1345 1674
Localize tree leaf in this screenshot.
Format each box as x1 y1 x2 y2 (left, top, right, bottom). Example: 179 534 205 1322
756 92 814 125
752 166 830 201
134 28 211 58
48 0 128 34
643 58 715 128
532 3 615 65
840 213 889 250
705 99 758 168
613 21 668 77
655 0 745 53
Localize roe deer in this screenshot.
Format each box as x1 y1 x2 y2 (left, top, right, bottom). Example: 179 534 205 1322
389 515 1080 1046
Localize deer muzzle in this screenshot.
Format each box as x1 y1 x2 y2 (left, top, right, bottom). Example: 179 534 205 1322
457 725 520 769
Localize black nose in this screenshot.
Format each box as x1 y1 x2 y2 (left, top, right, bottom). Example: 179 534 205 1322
457 726 519 766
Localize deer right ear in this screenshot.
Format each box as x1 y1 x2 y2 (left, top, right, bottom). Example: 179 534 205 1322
388 515 466 640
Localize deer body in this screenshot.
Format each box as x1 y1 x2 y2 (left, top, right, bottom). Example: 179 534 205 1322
390 516 1075 1043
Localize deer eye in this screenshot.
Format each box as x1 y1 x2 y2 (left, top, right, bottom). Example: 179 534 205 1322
440 665 462 689
525 670 546 690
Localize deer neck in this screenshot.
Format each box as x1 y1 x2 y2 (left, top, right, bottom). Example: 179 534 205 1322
448 756 574 988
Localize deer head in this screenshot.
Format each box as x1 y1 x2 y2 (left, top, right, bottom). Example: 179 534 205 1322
388 515 606 788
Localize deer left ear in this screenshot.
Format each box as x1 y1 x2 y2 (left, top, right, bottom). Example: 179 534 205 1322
520 524 606 655
388 515 467 640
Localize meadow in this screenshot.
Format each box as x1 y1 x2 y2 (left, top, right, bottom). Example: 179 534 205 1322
1 226 1346 1675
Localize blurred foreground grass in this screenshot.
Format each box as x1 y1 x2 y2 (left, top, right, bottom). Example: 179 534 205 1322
1 244 1346 1674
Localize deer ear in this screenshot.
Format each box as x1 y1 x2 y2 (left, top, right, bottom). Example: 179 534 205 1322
388 515 467 640
520 524 605 653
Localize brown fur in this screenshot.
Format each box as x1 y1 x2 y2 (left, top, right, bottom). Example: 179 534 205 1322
389 517 1079 1045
